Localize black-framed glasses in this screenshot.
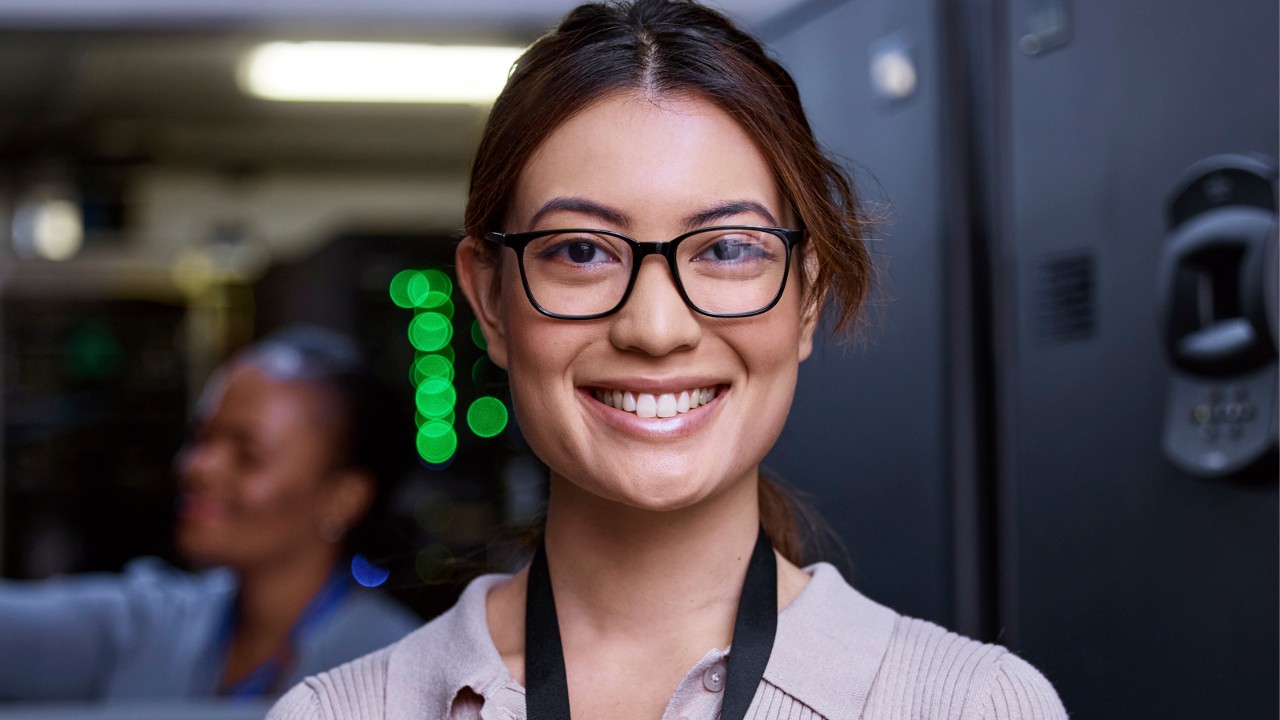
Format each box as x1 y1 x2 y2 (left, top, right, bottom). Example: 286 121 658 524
485 225 806 320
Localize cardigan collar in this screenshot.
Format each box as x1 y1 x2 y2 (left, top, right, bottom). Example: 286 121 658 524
385 562 897 720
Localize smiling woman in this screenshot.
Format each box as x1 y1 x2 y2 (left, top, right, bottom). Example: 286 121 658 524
268 2 1067 719
0 327 420 703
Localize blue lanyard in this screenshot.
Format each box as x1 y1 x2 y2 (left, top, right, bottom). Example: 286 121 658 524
218 570 353 698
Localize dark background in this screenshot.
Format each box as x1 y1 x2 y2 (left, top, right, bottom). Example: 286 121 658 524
0 0 1274 717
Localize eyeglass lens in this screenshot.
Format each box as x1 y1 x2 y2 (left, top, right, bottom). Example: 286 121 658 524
520 228 789 317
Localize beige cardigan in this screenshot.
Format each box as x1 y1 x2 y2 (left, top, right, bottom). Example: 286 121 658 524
268 563 1066 719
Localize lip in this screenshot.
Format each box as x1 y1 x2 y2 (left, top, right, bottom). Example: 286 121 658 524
177 494 227 525
578 381 727 439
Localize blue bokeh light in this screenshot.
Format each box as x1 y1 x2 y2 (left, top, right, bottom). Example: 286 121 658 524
350 554 391 588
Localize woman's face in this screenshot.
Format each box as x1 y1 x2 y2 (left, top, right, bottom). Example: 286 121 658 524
175 362 362 569
462 91 818 511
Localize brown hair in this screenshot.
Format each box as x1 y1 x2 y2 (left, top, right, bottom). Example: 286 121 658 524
466 0 871 563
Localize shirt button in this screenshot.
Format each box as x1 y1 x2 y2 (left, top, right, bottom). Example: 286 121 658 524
702 662 727 692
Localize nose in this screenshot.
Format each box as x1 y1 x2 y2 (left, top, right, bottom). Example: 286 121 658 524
177 439 219 490
608 255 702 356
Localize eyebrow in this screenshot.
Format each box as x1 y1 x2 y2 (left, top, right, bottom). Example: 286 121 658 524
528 197 781 232
529 198 631 230
682 200 779 230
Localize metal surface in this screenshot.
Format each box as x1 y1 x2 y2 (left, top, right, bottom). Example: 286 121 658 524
765 0 961 628
998 0 1279 715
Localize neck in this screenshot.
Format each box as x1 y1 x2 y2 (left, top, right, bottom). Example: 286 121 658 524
543 472 761 646
485 468 812 707
234 546 339 643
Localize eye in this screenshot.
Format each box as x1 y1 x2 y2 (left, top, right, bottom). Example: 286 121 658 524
230 437 266 472
530 234 625 266
692 234 773 264
564 241 609 264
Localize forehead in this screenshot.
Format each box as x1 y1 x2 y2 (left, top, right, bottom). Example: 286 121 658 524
510 91 785 230
202 363 331 437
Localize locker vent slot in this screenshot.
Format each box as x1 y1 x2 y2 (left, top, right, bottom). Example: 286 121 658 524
1036 253 1095 342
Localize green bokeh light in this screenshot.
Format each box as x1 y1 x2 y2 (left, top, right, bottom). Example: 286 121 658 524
411 354 455 386
421 269 453 296
415 410 456 427
467 396 509 438
416 421 458 464
470 319 487 350
428 298 456 319
408 312 453 351
471 357 495 387
414 496 455 533
405 273 432 307
66 321 122 379
408 271 452 309
414 543 452 583
389 269 419 309
415 377 457 418
417 290 451 309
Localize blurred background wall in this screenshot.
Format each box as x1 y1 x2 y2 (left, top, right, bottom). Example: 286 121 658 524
0 0 1274 717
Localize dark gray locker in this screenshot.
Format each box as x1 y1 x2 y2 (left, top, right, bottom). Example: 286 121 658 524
764 0 967 630
766 0 1279 716
998 1 1278 717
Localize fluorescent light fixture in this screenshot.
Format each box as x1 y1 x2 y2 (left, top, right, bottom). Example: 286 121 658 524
12 196 83 262
241 41 524 104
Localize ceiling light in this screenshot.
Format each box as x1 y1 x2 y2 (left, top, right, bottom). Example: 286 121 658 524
240 41 523 104
12 196 84 262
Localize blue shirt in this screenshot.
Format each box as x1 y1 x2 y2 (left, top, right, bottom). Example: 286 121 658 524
0 558 421 702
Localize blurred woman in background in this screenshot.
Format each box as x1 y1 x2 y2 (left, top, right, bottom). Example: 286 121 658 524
0 326 420 703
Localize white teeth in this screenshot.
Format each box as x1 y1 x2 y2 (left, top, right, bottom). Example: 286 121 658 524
593 385 719 417
636 393 658 418
656 393 677 418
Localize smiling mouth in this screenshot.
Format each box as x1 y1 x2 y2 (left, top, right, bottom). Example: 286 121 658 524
590 385 721 418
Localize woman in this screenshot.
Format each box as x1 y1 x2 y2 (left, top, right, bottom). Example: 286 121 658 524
0 327 420 702
271 2 1066 718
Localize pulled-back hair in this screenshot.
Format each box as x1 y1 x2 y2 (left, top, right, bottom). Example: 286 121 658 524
466 0 870 562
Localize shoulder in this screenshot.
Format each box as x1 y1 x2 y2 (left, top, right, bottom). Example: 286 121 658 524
272 573 514 719
268 645 395 720
118 557 235 605
290 588 422 684
324 588 422 643
872 615 1067 720
771 564 1066 720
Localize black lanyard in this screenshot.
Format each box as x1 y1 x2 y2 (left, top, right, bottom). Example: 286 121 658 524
525 526 778 719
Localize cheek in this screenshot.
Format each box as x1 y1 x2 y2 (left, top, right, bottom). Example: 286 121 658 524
233 466 322 527
499 271 595 392
503 319 586 436
737 307 806 432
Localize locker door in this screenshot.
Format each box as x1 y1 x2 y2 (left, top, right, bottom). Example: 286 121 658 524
765 0 974 630
998 0 1278 716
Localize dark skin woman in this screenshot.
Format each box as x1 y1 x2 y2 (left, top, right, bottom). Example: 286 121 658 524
1 328 418 702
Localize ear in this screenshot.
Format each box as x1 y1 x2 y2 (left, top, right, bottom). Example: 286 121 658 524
797 249 822 362
323 469 375 536
456 236 509 369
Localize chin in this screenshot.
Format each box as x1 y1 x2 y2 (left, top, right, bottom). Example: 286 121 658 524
591 466 736 513
175 527 229 567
